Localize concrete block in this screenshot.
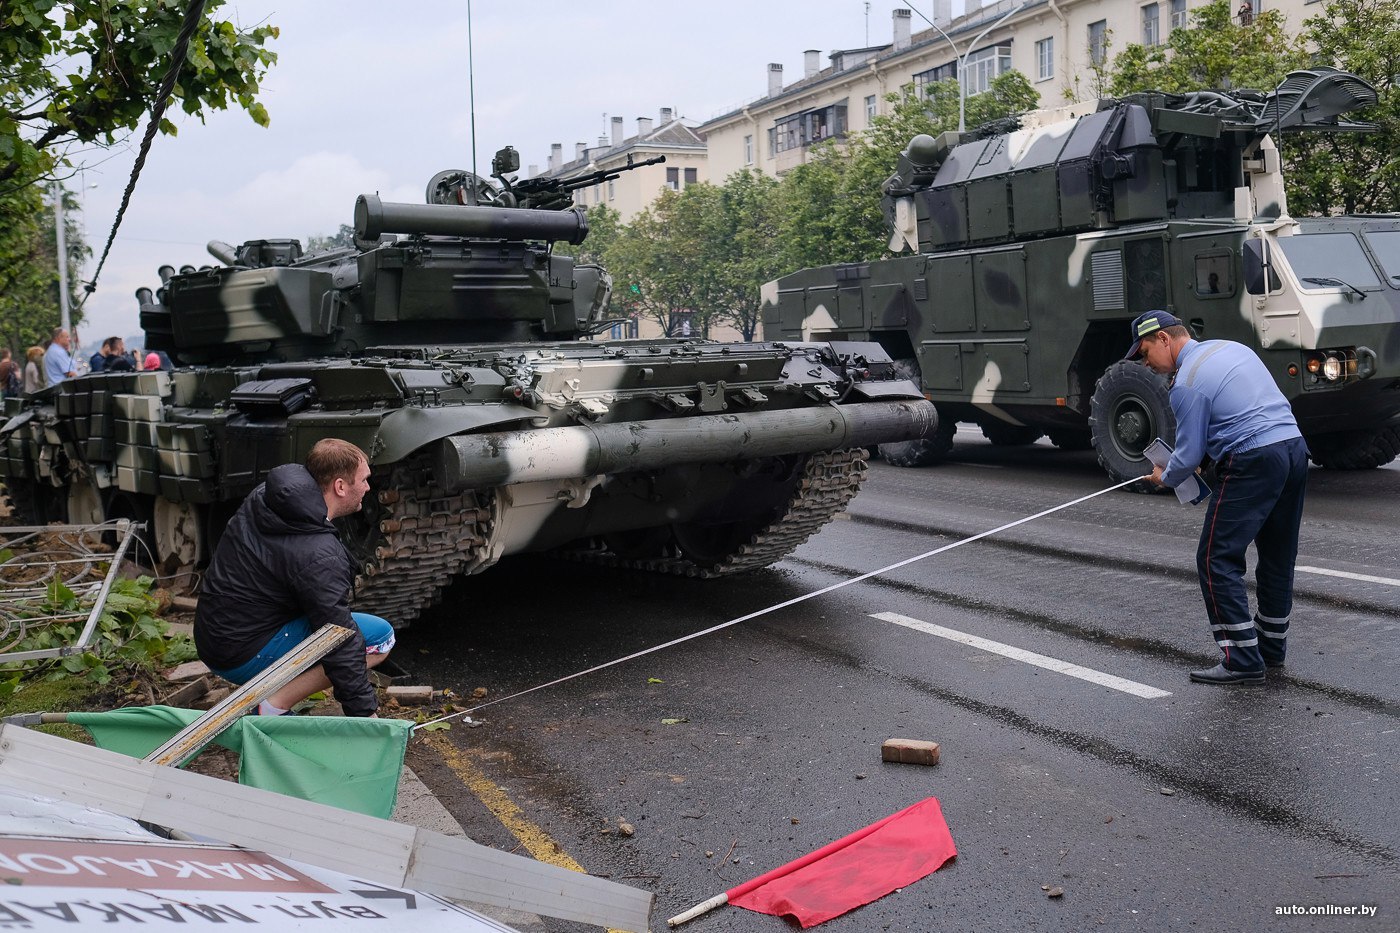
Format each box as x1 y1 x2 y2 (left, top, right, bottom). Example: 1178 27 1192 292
163 660 211 682
386 685 434 703
881 738 941 766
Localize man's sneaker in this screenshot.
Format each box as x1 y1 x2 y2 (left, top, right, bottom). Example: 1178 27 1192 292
1189 663 1265 685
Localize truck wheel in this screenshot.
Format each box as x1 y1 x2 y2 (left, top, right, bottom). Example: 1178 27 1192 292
877 359 954 467
879 414 955 467
980 422 1043 446
1047 429 1093 450
1089 362 1174 490
1305 425 1400 470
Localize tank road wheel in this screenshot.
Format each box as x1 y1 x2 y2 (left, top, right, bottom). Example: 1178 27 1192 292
670 517 769 568
1047 429 1093 450
877 360 955 467
153 498 205 566
1305 425 1400 470
66 480 105 526
980 421 1043 446
1089 362 1174 491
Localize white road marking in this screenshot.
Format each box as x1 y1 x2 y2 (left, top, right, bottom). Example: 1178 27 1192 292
1297 566 1400 588
871 611 1172 699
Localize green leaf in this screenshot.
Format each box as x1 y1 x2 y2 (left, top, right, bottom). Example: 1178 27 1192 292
418 721 451 732
646 678 664 684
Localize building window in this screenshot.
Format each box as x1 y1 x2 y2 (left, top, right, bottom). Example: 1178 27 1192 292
743 134 754 165
1035 37 1053 81
770 101 848 154
964 44 1012 97
684 167 697 186
1171 0 1187 30
865 94 877 121
607 179 615 201
1142 3 1160 45
912 61 957 97
666 167 680 191
1088 20 1108 65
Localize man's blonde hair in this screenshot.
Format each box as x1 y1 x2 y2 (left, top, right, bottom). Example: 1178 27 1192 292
306 438 367 489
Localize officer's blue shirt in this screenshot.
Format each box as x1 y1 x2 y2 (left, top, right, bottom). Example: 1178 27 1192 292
1163 339 1301 488
43 344 73 385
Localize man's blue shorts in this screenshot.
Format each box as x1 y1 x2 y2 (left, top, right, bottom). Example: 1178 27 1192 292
211 613 395 685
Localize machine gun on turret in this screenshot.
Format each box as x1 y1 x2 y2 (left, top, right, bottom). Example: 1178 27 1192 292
420 147 667 213
505 151 667 211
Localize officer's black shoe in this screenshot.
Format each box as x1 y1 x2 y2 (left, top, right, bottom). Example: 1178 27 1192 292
1189 663 1265 685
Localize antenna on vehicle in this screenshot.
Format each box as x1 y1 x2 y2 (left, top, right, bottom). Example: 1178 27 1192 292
467 0 479 200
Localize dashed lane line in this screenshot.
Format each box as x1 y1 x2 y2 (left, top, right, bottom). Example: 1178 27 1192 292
871 611 1172 699
1297 566 1400 588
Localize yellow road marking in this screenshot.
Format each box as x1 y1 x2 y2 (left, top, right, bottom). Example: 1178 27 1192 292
424 734 632 933
425 732 585 871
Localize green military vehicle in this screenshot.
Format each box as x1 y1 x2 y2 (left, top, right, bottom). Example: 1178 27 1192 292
0 147 934 625
764 69 1400 483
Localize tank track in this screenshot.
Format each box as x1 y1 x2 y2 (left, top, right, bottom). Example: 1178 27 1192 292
560 448 869 578
351 468 497 624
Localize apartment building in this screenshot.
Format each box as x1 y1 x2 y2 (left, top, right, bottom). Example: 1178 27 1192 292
700 0 1316 182
530 109 707 223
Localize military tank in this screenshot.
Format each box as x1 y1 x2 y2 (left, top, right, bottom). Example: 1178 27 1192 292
0 146 935 625
764 68 1400 482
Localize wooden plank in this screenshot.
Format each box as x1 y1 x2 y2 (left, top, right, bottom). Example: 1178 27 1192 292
0 725 652 931
144 625 353 766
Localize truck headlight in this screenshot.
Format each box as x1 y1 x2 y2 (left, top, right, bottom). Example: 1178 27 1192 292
1303 348 1357 385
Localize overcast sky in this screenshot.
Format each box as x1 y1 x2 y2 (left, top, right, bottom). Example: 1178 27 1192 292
65 0 970 347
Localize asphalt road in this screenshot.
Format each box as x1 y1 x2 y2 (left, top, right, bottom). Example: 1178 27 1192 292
397 434 1400 932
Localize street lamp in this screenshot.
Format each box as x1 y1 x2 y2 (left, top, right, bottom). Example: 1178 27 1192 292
909 1 1027 132
51 180 71 335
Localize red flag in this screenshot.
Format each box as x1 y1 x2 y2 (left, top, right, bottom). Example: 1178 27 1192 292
726 797 956 928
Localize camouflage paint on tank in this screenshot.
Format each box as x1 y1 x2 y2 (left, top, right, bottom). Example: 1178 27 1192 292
0 148 934 625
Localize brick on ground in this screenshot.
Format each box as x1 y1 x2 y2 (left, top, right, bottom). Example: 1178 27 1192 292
881 738 940 766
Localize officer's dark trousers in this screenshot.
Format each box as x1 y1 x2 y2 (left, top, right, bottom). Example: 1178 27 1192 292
1196 436 1308 672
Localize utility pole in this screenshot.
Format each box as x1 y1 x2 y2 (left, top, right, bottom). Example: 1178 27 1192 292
51 180 71 335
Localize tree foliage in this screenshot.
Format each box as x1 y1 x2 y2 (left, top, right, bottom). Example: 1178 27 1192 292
1106 0 1303 96
0 0 279 189
0 183 89 355
0 0 277 355
1284 0 1400 214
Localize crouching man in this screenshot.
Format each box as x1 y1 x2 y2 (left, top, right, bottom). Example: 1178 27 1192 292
195 438 393 716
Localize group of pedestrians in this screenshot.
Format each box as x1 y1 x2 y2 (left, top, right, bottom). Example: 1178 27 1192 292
0 329 165 400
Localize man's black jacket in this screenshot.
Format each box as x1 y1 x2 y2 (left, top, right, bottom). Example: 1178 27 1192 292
194 464 377 716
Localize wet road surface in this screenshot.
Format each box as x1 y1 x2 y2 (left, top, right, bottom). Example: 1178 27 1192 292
397 435 1399 932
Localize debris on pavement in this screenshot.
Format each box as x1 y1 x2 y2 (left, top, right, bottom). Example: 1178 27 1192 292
881 738 941 766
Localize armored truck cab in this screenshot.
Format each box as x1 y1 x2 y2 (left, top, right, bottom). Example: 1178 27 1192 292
765 69 1400 482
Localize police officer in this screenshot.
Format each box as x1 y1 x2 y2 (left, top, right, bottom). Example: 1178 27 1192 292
1126 310 1308 685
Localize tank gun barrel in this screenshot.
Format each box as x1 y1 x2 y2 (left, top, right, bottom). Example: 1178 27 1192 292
435 400 936 492
354 195 589 245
